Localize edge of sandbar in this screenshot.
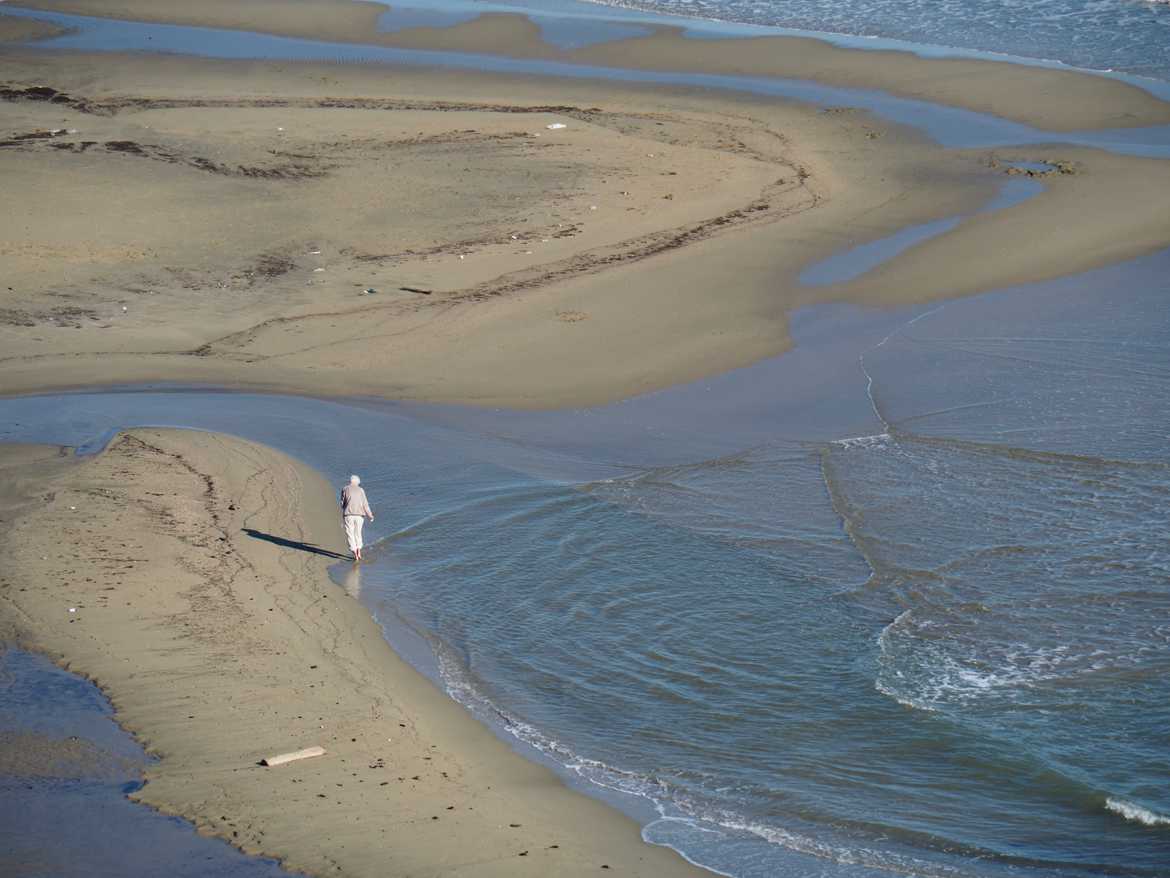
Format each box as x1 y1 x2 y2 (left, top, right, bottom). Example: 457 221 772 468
0 428 712 877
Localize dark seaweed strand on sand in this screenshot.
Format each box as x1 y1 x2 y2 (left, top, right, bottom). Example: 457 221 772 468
0 85 99 114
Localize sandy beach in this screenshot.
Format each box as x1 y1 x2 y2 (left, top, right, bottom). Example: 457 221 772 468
3 1 1170 874
0 429 710 876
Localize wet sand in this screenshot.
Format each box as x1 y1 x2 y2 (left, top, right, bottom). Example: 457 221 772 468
2 44 1169 405
0 430 710 876
0 729 138 780
0 13 62 42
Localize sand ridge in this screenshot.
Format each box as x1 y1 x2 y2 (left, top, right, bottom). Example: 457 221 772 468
0 430 710 876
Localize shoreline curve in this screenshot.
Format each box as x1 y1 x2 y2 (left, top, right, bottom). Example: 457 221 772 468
0 427 713 876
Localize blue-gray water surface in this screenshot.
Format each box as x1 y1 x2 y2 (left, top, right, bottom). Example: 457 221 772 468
2 250 1168 877
589 0 1170 81
0 649 292 877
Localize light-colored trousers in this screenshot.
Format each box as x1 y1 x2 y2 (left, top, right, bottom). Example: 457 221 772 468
343 514 366 553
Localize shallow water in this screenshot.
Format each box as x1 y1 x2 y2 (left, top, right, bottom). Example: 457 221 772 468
378 0 1170 83
2 250 1168 877
0 649 292 878
594 0 1170 81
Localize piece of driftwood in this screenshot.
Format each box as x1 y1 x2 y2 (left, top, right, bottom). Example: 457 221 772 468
261 746 326 767
400 286 432 295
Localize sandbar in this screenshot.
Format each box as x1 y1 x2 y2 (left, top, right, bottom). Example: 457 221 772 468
2 48 1169 406
0 429 710 876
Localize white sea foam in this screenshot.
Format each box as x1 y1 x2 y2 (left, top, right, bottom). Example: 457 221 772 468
882 648 1080 706
436 642 674 802
439 632 970 875
873 605 1125 710
875 678 938 712
833 432 892 449
1105 797 1170 826
707 815 969 877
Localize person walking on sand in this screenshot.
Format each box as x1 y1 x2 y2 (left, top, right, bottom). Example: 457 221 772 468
340 474 374 561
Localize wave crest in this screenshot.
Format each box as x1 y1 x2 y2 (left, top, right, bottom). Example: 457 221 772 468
1106 797 1170 827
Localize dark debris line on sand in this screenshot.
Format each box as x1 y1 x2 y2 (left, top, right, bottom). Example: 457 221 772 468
0 130 327 179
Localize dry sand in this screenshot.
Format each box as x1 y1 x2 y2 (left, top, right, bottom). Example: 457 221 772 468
2 49 1169 406
0 430 710 876
15 0 1170 130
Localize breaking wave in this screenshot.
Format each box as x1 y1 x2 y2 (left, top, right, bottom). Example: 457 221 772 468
1106 798 1170 827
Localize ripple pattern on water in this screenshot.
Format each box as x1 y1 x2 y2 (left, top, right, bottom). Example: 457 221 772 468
592 0 1170 79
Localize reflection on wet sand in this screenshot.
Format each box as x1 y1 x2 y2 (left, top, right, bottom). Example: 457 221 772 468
343 563 363 599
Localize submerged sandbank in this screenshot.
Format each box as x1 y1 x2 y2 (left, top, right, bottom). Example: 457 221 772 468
0 12 62 42
0 429 710 876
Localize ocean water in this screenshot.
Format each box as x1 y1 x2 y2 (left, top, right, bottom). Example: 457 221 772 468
593 0 1170 80
367 255 1170 877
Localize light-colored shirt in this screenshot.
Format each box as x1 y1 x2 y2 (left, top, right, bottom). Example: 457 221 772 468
340 484 373 517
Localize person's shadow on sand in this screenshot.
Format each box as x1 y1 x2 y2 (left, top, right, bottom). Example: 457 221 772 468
242 528 348 560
